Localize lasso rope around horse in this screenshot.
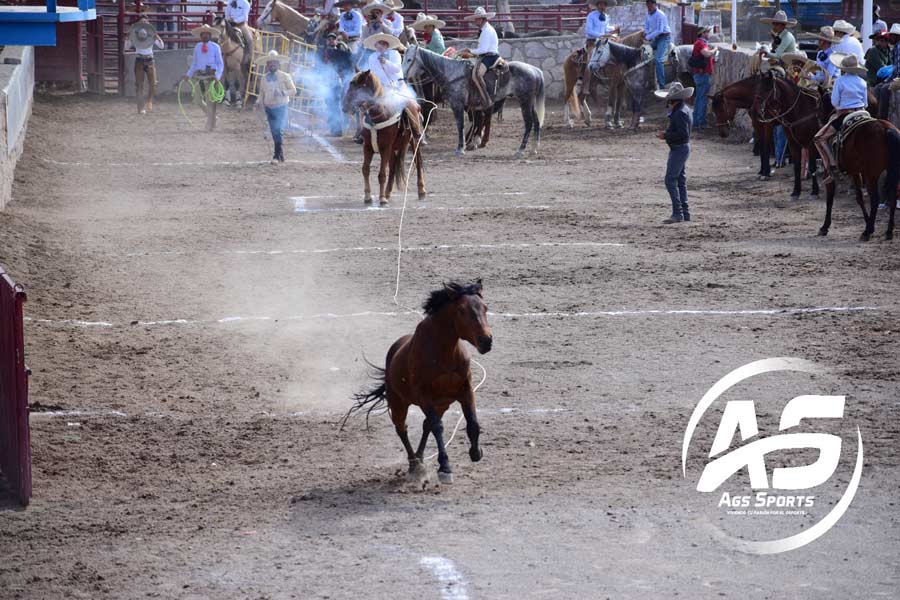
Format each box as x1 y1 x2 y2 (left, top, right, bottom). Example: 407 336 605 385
176 79 226 128
392 93 488 462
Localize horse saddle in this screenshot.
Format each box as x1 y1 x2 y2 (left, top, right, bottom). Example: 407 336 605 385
572 47 587 67
467 59 509 107
833 110 875 167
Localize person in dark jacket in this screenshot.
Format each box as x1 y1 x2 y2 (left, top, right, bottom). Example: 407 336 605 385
322 32 355 136
654 82 694 223
866 30 891 87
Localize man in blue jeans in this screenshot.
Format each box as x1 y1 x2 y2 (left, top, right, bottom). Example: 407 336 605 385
644 0 671 89
690 25 717 129
655 82 694 223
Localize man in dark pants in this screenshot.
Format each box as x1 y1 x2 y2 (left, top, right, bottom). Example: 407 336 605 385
655 82 694 223
322 32 355 137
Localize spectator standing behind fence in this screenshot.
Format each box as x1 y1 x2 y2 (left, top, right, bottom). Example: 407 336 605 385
156 0 178 47
689 25 716 130
655 82 693 224
255 50 297 165
644 0 671 89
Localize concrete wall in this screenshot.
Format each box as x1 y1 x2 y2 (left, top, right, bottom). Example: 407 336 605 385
123 49 194 97
0 46 35 211
498 34 582 100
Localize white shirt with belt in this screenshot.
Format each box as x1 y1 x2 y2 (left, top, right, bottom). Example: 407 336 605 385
368 49 403 87
834 35 865 64
125 36 164 57
474 23 499 55
225 0 250 23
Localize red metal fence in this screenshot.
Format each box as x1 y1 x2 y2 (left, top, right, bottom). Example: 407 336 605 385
0 266 31 507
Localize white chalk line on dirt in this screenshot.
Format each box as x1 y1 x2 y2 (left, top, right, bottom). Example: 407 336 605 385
292 197 550 213
293 126 347 163
23 306 879 329
38 157 340 168
30 407 571 420
420 557 469 600
124 241 625 258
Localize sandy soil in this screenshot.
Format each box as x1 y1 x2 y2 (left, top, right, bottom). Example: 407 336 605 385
0 94 898 599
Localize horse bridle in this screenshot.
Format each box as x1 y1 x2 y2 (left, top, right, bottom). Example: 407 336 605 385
756 77 820 128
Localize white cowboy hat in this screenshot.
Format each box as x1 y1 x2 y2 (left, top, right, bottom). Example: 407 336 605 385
129 20 157 51
814 25 840 43
829 52 867 76
832 19 856 35
363 32 404 51
653 81 694 100
384 0 404 9
191 24 220 38
254 49 290 66
760 10 797 27
464 6 496 21
888 23 900 37
411 13 446 30
780 51 808 65
361 1 388 16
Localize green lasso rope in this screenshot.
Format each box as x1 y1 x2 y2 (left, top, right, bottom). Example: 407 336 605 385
176 79 227 127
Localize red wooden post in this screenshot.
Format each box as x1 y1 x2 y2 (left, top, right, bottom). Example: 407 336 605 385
216 0 224 15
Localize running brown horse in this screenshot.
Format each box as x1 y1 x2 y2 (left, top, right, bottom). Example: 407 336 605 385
342 71 426 206
753 73 823 199
346 281 493 484
818 117 900 241
710 75 776 179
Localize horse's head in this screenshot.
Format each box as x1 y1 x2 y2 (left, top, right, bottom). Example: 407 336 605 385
258 0 276 27
588 40 611 72
402 44 422 80
423 281 492 354
343 70 383 113
711 91 735 138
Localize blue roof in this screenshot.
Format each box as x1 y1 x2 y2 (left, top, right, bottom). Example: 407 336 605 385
0 0 96 46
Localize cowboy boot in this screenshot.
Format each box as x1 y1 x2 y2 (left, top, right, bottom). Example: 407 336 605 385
814 139 836 184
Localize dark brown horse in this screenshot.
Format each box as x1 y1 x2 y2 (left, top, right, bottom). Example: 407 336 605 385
347 281 492 484
819 118 900 241
753 73 822 199
710 75 776 179
342 71 426 206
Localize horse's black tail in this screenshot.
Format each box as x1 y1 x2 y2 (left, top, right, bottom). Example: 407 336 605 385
341 360 388 430
883 126 900 204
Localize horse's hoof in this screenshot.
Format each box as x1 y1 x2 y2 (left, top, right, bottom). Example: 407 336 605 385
380 199 389 207
407 459 427 482
418 191 427 200
809 192 819 199
758 175 770 181
465 144 476 152
566 121 574 129
438 470 453 484
514 150 524 160
469 447 483 463
616 121 625 129
790 194 800 200
818 228 828 237
455 148 465 157
860 232 872 242
886 231 894 241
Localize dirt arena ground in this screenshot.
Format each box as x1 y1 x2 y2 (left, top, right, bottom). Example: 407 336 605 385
0 94 898 599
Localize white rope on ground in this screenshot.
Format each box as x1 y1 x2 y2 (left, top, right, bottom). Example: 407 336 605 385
390 96 487 461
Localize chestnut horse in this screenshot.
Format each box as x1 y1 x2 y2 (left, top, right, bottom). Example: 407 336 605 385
342 71 426 206
710 75 776 179
347 281 493 484
818 118 900 241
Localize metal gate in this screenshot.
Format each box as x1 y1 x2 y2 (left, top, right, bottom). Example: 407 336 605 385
85 15 106 93
0 265 31 507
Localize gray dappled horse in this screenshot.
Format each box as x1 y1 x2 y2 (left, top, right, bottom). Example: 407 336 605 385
402 45 545 158
588 40 655 130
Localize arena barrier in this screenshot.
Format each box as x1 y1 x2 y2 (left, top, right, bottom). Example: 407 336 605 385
244 30 325 125
0 265 31 506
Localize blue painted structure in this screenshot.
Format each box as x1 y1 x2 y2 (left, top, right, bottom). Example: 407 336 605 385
0 0 96 46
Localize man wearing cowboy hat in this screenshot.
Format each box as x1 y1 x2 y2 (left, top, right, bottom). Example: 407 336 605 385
337 0 364 54
654 82 693 223
411 13 446 54
224 0 254 68
691 25 717 129
322 31 355 137
806 26 839 85
644 0 671 89
585 0 618 49
866 31 891 86
459 7 500 110
874 23 900 118
183 24 224 131
759 10 797 60
833 20 865 64
365 32 424 135
124 17 164 114
814 53 869 185
385 0 406 38
254 50 296 164
358 2 394 70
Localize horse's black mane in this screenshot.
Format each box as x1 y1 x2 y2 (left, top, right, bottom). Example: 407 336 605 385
423 281 483 315
608 41 644 68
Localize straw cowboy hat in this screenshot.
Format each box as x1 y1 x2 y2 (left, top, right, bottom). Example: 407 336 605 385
829 52 867 76
361 1 389 16
382 0 403 10
191 24 220 38
411 13 446 30
760 10 797 27
653 81 694 101
888 23 900 38
254 49 290 66
363 32 404 51
465 6 496 21
697 25 712 36
781 51 808 65
814 25 840 43
832 20 859 37
129 20 157 51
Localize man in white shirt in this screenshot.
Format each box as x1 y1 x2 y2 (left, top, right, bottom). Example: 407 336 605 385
460 7 499 109
386 0 405 38
832 20 865 65
124 18 164 114
225 0 254 67
363 33 422 135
